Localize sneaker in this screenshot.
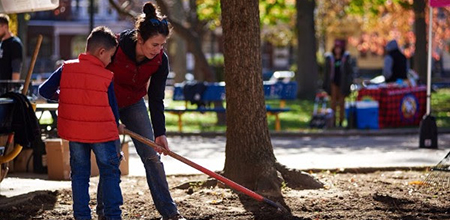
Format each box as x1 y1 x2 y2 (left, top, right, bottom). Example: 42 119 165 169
162 214 186 220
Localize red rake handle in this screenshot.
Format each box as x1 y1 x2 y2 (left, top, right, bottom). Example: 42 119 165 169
123 128 286 212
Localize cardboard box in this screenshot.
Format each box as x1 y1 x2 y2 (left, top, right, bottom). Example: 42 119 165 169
91 142 129 176
13 149 34 172
45 139 70 180
45 139 129 180
120 142 129 175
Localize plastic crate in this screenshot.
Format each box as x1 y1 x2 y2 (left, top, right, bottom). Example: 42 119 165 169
355 101 379 129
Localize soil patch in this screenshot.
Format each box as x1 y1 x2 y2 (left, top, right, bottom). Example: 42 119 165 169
1 170 449 219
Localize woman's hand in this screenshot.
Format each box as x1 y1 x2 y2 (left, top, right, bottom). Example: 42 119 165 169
155 135 170 155
118 124 126 134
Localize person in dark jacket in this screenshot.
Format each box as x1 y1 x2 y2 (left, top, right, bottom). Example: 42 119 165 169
39 26 124 220
0 14 23 81
106 2 184 220
383 40 408 83
323 40 354 127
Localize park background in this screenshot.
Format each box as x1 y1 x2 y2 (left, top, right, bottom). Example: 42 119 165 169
2 1 450 219
5 0 449 132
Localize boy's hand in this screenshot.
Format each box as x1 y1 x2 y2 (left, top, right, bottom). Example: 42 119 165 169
155 135 170 155
118 124 126 134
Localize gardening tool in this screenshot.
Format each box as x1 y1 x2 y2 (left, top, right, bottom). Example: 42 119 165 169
424 151 450 188
123 128 288 213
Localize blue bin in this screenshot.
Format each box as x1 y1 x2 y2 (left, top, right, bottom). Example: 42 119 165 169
355 101 379 129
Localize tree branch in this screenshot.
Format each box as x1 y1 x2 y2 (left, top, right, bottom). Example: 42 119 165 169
108 0 138 18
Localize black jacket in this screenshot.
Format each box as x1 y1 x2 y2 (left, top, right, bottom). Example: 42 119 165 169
0 92 40 148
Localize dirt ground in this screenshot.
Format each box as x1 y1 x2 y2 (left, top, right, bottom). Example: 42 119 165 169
0 170 449 220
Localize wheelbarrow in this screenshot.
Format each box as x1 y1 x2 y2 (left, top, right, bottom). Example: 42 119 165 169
0 35 43 183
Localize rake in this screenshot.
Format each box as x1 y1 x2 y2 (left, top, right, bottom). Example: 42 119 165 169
123 128 288 213
424 151 450 188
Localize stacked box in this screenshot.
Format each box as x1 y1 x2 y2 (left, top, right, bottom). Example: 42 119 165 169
13 149 34 172
45 139 70 180
90 142 129 176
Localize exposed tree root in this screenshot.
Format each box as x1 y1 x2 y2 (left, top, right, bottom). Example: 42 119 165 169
275 161 324 190
174 161 324 193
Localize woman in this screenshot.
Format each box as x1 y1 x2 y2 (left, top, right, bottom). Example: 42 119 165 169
106 2 183 220
323 40 354 128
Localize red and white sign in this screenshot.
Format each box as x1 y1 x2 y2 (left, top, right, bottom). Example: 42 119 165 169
430 0 450 7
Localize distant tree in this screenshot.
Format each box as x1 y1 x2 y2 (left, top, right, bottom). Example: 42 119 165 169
413 0 426 82
259 0 296 47
108 0 216 81
347 0 430 82
296 0 319 100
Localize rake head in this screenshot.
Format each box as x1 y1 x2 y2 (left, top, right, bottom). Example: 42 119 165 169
424 152 450 188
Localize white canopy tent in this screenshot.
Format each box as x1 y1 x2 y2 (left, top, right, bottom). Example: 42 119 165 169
0 0 58 14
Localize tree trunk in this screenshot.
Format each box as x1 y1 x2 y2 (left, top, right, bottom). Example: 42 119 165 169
220 0 281 196
296 0 319 100
169 35 187 83
166 0 187 83
413 0 427 83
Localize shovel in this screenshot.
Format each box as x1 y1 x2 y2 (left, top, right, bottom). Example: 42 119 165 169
124 128 288 213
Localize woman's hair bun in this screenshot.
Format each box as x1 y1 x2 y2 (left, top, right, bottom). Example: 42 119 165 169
143 2 157 18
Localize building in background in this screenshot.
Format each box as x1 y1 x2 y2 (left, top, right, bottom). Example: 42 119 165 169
25 0 294 82
27 0 133 74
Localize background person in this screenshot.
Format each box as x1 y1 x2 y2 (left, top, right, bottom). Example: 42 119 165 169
39 26 124 220
322 40 354 127
0 14 23 81
106 2 183 220
383 39 408 83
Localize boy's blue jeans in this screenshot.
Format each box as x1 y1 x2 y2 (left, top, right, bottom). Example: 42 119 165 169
115 98 179 218
70 140 123 220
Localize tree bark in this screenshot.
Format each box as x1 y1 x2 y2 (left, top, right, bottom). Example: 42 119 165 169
166 0 187 83
220 0 281 196
296 0 319 100
413 0 427 83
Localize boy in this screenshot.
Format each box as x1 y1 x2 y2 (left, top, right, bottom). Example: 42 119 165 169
39 26 123 220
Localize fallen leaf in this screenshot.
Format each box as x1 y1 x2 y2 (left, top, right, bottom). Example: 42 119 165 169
408 181 426 185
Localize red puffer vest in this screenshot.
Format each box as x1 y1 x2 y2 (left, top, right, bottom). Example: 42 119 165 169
58 53 119 143
107 47 163 108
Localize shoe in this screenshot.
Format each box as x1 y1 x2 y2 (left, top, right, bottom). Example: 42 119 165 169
162 214 186 220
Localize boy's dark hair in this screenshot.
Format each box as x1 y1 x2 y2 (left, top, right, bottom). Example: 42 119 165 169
0 14 10 26
134 2 171 42
86 26 118 53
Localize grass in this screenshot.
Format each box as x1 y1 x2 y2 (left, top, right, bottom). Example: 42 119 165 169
431 88 450 128
163 94 316 132
163 88 450 132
